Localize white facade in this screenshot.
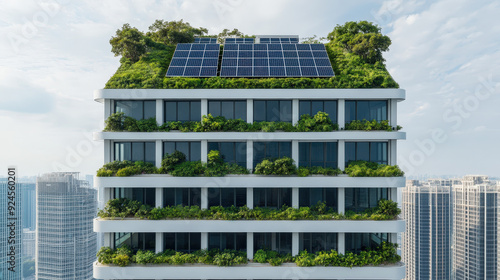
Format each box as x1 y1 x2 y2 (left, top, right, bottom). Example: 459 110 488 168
93 88 406 279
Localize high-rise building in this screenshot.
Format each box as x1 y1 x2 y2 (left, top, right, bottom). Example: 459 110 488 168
36 172 97 280
93 35 406 280
21 183 36 230
452 175 498 280
402 179 453 280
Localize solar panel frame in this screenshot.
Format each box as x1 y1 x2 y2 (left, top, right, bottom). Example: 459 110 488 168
194 38 218 44
166 43 221 77
224 38 255 44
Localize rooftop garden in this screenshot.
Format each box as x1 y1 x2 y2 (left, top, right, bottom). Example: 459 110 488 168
104 20 398 89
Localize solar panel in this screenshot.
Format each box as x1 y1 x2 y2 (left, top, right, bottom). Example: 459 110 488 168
166 43 221 77
224 38 255 44
194 37 218 44
259 37 300 44
220 43 334 77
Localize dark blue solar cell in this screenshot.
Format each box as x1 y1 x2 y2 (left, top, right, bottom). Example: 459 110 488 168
268 44 282 51
244 38 254 43
282 44 296 51
237 67 252 76
238 58 252 66
174 51 190 57
239 44 252 50
170 58 187 67
194 38 201 43
200 67 217 76
280 38 291 43
271 38 280 43
222 59 237 67
260 38 270 43
254 51 268 58
300 67 318 76
299 58 315 66
221 67 237 76
269 59 284 67
202 59 219 66
268 51 283 58
224 51 238 58
254 44 267 51
239 51 252 57
284 59 299 67
191 44 205 50
176 44 192 50
189 51 204 58
285 67 301 76
186 58 203 66
205 44 220 51
269 67 286 76
225 38 236 43
166 67 185 76
235 38 245 43
283 51 298 58
310 44 325 50
204 51 219 58
254 58 269 67
317 67 335 76
297 51 313 58
253 67 269 76
290 38 299 43
296 44 311 51
224 44 238 50
184 67 201 76
314 59 331 67
312 51 328 58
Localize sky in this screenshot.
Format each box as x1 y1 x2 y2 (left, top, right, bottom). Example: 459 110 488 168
0 0 499 178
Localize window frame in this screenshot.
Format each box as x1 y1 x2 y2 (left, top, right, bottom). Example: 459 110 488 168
208 100 247 121
299 100 338 123
253 141 292 168
164 100 201 122
345 100 388 123
163 141 201 161
114 100 156 120
345 141 388 166
299 142 338 168
113 141 156 164
253 100 293 123
208 142 247 167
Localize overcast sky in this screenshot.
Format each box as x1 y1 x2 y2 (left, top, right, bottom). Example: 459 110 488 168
0 0 499 178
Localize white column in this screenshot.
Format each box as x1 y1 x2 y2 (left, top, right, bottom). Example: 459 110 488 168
104 99 112 119
156 99 163 125
390 187 398 203
338 233 345 254
155 140 162 168
201 99 208 117
292 141 299 165
338 99 345 129
155 188 163 208
247 233 254 260
201 140 208 163
292 188 299 209
155 233 163 253
390 139 397 165
247 188 254 209
292 99 299 125
104 140 111 164
201 233 208 250
201 188 208 210
104 233 112 247
338 140 345 170
247 140 253 171
390 99 398 128
292 233 299 256
390 233 398 244
247 99 253 124
338 188 345 214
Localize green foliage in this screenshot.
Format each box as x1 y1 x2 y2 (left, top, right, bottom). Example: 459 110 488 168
296 111 339 132
147 19 208 45
345 161 405 177
160 150 186 172
97 161 157 177
110 24 149 63
297 166 342 177
344 119 396 131
254 157 296 175
104 112 126 131
374 199 401 217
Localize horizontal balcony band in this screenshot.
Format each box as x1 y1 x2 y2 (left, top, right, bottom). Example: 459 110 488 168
95 176 406 188
94 219 405 233
94 88 406 103
94 131 406 141
93 261 406 279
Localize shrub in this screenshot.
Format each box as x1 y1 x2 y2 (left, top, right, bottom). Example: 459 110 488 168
104 112 126 131
170 161 204 176
344 119 392 131
254 157 296 175
345 161 404 177
160 150 186 173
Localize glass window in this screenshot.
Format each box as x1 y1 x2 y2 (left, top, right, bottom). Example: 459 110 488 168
300 233 337 253
115 100 156 120
345 188 389 212
114 233 155 252
208 233 247 251
299 100 337 123
299 188 337 210
253 100 292 122
208 142 247 167
114 142 155 164
163 141 201 161
164 100 201 122
254 188 291 208
299 142 337 168
209 100 247 121
345 142 388 166
253 142 292 167
254 233 292 255
345 100 388 122
345 233 389 253
208 188 246 207
163 188 201 207
113 188 156 207
164 233 200 253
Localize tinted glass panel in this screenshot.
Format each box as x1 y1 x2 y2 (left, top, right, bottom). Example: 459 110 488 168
164 188 201 207
208 233 246 251
300 233 337 253
164 101 201 122
345 188 389 212
345 100 388 122
254 233 292 255
345 142 388 166
254 188 291 208
299 142 338 168
114 233 155 252
115 142 155 164
345 233 388 253
165 102 177 122
113 188 155 207
208 188 246 207
253 142 292 167
299 188 337 210
164 233 201 253
209 142 247 167
253 100 293 122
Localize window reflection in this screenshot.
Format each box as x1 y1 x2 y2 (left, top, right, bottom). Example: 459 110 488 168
345 188 389 212
163 188 201 207
254 188 291 208
299 100 337 123
254 100 292 122
163 141 201 161
345 100 387 122
113 188 155 207
164 100 201 122
208 142 247 167
254 233 292 255
345 142 387 165
209 100 247 121
115 100 156 120
299 142 338 168
253 142 292 168
114 142 155 164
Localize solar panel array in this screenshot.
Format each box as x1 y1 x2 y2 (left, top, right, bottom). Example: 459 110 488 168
166 43 220 77
194 37 217 44
224 38 255 44
259 37 299 44
220 43 334 77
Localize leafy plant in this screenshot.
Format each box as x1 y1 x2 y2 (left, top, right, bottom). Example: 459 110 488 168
345 161 404 177
344 119 394 131
254 157 296 175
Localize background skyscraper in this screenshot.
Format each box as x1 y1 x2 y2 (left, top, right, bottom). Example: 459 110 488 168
35 172 97 280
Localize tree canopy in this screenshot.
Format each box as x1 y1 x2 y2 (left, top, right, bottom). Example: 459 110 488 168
327 21 391 64
110 23 148 63
147 19 208 45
